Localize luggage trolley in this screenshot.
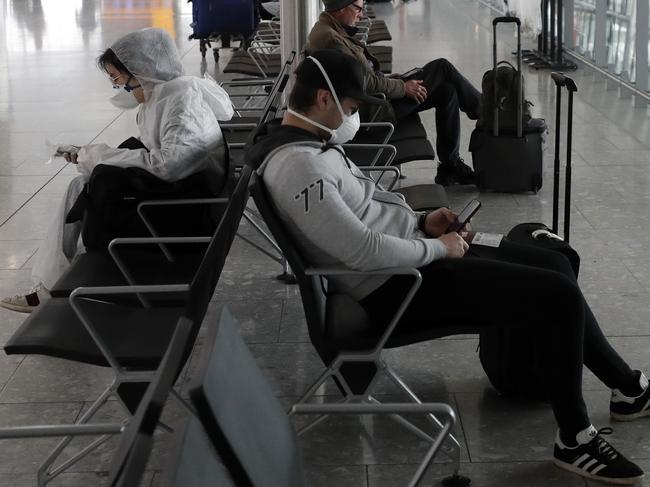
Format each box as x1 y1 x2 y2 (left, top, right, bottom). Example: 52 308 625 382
189 0 261 62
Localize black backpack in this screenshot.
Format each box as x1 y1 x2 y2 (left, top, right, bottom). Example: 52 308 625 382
66 164 227 249
477 61 538 135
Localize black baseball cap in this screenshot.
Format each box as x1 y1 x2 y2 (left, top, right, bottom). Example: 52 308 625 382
294 49 384 105
323 0 356 11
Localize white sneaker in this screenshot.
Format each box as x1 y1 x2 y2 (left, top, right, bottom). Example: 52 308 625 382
0 283 50 313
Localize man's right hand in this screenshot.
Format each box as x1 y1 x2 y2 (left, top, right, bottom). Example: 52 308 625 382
404 80 427 104
63 152 78 164
438 232 468 258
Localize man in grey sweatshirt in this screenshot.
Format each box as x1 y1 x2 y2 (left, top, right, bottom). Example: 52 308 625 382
245 50 649 485
248 50 468 300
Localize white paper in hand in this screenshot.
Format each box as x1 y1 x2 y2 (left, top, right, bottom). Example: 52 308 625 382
45 140 81 164
471 232 504 248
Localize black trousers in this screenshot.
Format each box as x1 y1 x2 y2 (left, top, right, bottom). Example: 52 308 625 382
391 58 481 164
360 239 637 435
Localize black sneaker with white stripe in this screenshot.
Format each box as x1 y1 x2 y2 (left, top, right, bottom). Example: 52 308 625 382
554 427 644 484
611 371 650 421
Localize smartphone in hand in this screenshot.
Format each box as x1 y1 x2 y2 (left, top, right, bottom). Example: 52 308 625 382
446 199 481 234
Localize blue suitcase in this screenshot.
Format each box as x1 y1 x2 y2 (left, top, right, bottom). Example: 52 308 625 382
191 0 259 40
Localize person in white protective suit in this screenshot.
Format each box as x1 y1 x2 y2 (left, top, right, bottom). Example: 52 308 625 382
0 27 234 313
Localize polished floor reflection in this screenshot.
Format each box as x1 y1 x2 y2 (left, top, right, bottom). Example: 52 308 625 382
1 0 650 485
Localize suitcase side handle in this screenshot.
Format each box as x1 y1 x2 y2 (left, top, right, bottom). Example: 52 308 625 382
493 16 521 26
550 72 578 242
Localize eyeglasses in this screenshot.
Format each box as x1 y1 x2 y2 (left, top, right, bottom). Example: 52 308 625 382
110 74 141 92
109 74 122 88
349 3 364 13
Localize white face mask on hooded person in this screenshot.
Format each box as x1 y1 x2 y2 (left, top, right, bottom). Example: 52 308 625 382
287 56 361 145
109 89 140 110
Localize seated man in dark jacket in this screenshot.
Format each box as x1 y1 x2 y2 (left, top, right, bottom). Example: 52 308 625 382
305 0 481 186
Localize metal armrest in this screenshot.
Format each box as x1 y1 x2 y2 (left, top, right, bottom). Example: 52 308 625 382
221 79 275 88
70 283 190 297
228 93 269 99
341 143 396 167
107 236 211 305
0 423 124 440
220 122 258 130
69 284 191 372
230 106 264 112
291 402 455 487
304 266 422 354
292 403 454 418
357 166 400 191
137 197 228 261
254 33 281 41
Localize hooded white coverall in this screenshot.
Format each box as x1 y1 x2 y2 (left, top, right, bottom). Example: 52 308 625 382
32 28 234 289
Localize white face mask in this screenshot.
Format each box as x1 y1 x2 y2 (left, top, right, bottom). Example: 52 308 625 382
328 110 360 144
109 89 140 110
287 56 361 145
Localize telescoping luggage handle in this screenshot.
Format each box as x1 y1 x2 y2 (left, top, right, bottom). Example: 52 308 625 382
492 17 523 138
550 72 578 243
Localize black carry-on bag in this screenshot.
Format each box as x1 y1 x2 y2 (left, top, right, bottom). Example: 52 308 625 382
479 72 579 400
470 17 545 193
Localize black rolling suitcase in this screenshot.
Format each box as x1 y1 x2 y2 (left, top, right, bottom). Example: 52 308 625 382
479 73 579 400
470 17 546 193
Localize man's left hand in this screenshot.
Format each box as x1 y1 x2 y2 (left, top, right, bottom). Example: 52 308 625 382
404 80 427 104
424 208 457 237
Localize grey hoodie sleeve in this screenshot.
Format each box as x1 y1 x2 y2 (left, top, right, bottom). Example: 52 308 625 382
264 151 447 271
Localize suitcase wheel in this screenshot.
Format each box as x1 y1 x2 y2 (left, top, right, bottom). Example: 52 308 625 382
531 175 542 194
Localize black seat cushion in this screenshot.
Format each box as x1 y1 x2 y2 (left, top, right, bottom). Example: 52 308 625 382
50 247 205 302
367 45 392 61
5 298 185 369
224 52 281 77
391 114 429 141
367 21 392 43
390 138 435 165
352 137 434 167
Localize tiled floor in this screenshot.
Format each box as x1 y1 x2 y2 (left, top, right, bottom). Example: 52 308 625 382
0 0 649 485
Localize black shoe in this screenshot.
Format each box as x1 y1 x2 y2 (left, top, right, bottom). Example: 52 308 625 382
611 371 650 422
434 158 476 186
554 426 644 484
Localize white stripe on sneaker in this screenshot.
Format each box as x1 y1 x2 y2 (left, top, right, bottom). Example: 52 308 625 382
582 459 599 471
573 454 590 467
591 463 607 475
